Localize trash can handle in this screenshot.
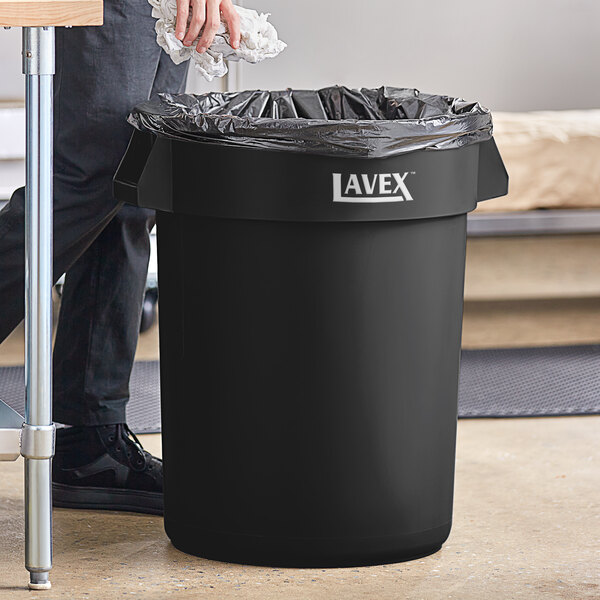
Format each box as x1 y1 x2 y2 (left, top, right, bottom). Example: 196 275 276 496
114 130 174 212
113 130 156 207
477 138 509 203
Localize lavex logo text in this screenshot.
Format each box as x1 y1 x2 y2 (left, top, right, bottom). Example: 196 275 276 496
332 172 415 203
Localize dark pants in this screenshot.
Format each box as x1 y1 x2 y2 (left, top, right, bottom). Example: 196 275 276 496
0 0 188 425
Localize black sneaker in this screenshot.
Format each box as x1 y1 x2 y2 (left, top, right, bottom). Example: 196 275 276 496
52 424 163 515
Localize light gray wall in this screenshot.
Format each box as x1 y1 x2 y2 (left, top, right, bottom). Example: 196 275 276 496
0 28 25 100
2 0 600 111
235 0 600 112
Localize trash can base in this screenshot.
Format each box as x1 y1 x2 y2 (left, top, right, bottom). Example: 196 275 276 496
166 520 451 568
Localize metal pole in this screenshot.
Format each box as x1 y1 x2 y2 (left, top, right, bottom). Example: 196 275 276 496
22 26 55 591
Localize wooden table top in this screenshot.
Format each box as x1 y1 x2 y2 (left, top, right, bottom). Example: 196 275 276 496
0 0 102 27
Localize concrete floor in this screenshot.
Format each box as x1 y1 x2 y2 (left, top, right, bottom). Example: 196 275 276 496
0 418 598 599
1 257 599 599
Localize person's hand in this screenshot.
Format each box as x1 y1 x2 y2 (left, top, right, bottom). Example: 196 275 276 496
175 0 241 54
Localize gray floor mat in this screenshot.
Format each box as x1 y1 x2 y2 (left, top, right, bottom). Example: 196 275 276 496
459 345 600 418
1 345 599 433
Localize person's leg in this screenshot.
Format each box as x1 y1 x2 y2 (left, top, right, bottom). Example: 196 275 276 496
52 206 155 425
53 45 189 427
0 0 188 512
0 0 176 344
49 4 188 515
0 180 120 344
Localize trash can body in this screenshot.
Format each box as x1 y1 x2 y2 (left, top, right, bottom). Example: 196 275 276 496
114 91 508 567
157 210 466 567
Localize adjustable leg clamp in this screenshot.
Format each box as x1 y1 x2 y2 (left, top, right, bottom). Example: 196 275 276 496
20 424 56 460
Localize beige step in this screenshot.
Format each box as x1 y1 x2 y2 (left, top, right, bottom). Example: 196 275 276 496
464 233 600 348
462 297 600 349
465 234 600 301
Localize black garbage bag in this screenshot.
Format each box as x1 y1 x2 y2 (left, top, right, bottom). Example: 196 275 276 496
128 86 493 158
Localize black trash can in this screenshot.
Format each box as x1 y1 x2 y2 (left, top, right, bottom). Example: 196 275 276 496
115 87 508 568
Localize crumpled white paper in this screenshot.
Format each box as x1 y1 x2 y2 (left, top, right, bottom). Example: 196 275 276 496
148 1 287 81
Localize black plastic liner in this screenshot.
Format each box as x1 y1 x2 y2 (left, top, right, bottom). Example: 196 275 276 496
128 86 493 158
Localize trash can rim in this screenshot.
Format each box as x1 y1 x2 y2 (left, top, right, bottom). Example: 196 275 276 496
127 86 494 158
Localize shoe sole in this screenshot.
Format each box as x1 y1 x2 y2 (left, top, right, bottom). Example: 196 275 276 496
52 482 163 516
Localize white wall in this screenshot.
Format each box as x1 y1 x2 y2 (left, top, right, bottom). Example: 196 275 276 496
0 30 26 200
2 0 600 111
0 28 24 100
235 0 600 112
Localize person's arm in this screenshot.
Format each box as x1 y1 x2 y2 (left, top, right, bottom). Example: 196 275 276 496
175 0 241 54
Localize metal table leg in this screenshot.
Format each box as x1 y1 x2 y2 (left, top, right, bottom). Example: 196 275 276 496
21 25 55 591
